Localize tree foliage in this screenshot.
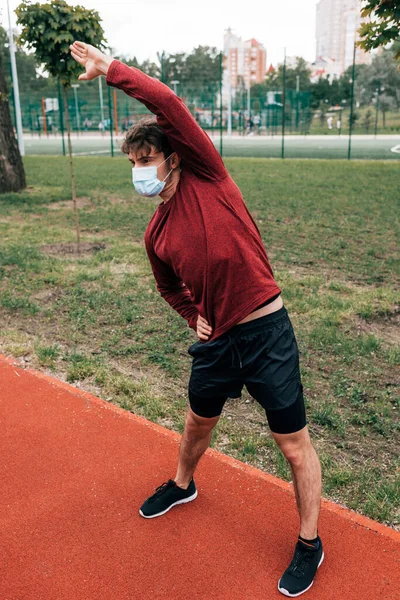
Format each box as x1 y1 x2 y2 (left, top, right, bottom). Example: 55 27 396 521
15 0 107 86
14 0 107 249
266 57 312 92
358 1 400 60
119 46 221 104
0 25 47 93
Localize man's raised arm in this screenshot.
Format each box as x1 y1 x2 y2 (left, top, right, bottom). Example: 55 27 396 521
70 41 227 181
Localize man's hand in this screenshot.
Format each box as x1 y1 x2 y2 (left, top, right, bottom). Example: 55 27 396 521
69 41 113 80
196 315 213 341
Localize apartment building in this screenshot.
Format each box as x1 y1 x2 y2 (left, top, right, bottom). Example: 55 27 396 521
315 0 371 78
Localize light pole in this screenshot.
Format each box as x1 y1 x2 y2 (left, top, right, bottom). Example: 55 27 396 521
71 84 80 135
170 80 179 95
226 52 232 137
98 77 105 135
7 0 24 155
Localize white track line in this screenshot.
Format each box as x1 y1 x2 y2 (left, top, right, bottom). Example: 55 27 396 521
71 149 119 156
390 144 400 154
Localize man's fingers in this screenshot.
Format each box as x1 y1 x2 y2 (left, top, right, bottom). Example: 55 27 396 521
70 42 84 53
70 50 84 64
197 331 210 340
198 316 212 330
74 40 87 50
78 73 89 81
198 329 211 340
198 325 211 334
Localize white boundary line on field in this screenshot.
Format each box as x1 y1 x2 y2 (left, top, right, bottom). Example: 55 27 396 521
71 149 118 156
390 144 400 154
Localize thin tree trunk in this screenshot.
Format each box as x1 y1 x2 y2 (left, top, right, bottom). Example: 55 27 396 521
62 85 81 254
0 50 26 193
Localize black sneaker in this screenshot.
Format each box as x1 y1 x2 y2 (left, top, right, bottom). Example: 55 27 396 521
278 538 324 597
139 478 197 519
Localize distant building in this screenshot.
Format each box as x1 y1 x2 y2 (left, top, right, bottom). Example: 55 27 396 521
315 0 371 79
223 28 267 90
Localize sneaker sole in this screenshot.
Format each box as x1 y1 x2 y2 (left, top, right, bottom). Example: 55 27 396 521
139 489 198 519
277 551 325 597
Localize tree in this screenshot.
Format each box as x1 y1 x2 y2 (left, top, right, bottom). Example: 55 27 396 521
361 46 400 107
348 109 360 129
363 108 373 132
158 46 221 107
266 57 312 92
358 1 400 61
379 94 396 127
16 0 106 251
0 47 26 193
0 25 47 94
184 46 221 105
318 100 331 126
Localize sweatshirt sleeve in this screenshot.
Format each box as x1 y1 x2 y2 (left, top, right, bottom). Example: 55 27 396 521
145 239 199 331
106 59 228 181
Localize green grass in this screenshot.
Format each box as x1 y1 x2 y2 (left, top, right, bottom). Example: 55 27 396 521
0 156 399 530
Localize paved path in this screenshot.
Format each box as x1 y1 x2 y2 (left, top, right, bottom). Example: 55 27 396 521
1 353 399 599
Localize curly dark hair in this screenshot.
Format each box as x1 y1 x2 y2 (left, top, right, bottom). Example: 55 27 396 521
120 115 174 158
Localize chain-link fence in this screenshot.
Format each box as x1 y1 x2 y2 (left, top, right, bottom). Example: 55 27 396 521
8 51 400 161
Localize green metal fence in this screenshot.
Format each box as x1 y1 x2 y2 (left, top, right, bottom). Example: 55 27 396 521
8 47 400 161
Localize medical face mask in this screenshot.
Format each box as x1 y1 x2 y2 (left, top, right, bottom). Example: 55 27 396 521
132 154 174 197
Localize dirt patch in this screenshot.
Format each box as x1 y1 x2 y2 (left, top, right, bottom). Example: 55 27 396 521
47 197 93 211
100 194 131 206
40 242 107 258
352 306 400 347
109 262 140 276
31 289 62 303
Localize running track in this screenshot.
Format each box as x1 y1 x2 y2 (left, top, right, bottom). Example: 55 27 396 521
1 353 399 600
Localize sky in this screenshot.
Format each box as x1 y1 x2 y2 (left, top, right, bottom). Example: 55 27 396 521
0 0 318 67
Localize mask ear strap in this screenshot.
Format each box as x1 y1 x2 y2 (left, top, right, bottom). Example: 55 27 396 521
163 168 173 182
160 153 174 167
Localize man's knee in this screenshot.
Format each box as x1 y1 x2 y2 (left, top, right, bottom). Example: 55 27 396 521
186 407 220 432
272 425 313 465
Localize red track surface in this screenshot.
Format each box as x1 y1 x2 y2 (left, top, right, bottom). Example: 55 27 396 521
1 353 399 600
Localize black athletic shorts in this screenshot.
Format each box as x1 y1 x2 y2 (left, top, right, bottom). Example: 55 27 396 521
187 305 307 434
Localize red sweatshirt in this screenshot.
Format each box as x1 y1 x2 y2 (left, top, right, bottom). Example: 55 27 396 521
106 60 281 342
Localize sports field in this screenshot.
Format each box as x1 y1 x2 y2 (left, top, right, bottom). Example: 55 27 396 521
23 132 400 160
0 157 399 529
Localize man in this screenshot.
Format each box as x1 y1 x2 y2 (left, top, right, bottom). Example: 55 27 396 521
70 40 324 597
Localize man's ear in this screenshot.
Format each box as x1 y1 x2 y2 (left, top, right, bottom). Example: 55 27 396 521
171 152 181 169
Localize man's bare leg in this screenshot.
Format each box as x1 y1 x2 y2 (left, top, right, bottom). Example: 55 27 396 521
174 407 220 489
272 425 322 539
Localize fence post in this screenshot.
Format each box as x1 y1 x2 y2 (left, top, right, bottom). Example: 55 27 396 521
41 97 48 136
281 48 286 159
348 42 356 161
107 84 114 157
113 89 118 136
57 78 66 156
